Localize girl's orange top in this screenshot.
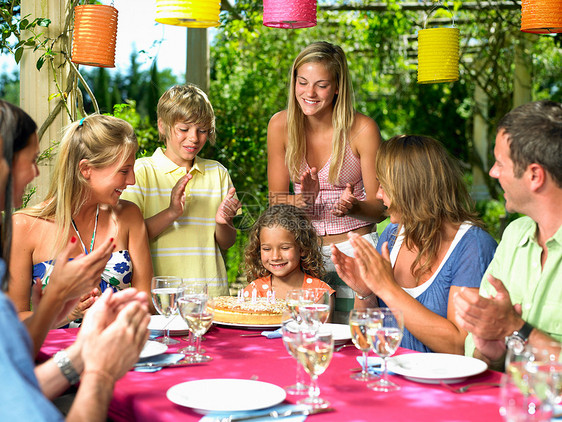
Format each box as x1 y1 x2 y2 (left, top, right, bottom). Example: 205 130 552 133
243 274 335 299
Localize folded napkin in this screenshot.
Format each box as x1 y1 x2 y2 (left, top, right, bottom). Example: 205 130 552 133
356 356 388 374
199 403 307 422
149 331 161 340
134 353 184 372
261 328 282 339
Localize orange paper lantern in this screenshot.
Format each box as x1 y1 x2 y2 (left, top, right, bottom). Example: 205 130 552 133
521 0 562 34
71 5 119 68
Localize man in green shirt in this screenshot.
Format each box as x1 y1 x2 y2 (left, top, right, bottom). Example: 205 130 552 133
455 100 562 367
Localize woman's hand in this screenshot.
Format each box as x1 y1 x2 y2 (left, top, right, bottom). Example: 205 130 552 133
350 235 396 297
297 168 319 209
330 243 372 298
332 183 357 217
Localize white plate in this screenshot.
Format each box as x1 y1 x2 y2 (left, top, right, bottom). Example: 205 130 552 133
213 320 281 330
148 315 189 336
167 379 286 413
323 323 352 345
387 353 488 384
139 340 168 359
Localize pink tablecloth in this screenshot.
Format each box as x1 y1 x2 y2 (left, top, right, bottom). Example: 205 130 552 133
39 326 503 422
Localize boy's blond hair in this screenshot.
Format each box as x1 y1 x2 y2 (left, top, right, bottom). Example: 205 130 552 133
157 84 216 145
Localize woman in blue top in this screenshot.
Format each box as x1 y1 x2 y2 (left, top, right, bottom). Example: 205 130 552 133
332 135 497 354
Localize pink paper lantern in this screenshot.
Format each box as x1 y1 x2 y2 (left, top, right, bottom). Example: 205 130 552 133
263 0 317 29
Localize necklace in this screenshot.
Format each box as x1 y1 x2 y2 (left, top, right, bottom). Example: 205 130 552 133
71 204 100 255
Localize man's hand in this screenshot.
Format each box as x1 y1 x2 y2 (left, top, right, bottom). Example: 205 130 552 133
215 187 241 226
454 274 523 341
75 288 150 375
332 183 357 217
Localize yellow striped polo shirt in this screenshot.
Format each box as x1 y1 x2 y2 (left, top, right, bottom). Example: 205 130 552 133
121 147 234 296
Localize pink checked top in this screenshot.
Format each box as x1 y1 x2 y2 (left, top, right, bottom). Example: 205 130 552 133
293 142 371 236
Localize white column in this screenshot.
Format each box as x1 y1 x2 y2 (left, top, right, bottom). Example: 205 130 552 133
20 0 71 205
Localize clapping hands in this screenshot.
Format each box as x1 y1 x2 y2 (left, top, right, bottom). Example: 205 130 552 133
332 183 357 217
216 187 241 226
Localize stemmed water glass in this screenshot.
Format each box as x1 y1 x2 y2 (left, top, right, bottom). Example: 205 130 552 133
349 309 378 381
151 276 184 345
180 281 208 352
296 328 334 409
299 288 331 329
366 308 404 392
281 309 310 395
177 295 214 363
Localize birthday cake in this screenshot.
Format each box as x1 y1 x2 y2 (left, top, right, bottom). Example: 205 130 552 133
209 296 286 325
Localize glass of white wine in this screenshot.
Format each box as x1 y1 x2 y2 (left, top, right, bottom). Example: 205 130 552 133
349 309 378 381
296 329 334 409
281 310 310 395
151 276 184 345
366 308 403 392
177 295 213 363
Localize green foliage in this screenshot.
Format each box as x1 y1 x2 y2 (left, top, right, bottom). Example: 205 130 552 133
475 199 521 242
1 1 53 69
110 101 160 158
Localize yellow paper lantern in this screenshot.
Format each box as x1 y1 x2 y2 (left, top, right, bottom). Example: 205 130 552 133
71 4 119 68
521 0 562 34
155 0 220 28
417 27 460 84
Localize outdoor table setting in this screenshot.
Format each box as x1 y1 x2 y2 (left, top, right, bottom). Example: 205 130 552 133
38 321 505 422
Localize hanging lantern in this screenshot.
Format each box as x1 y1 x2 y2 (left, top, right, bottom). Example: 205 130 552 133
417 27 460 84
263 0 317 29
521 0 562 34
71 4 118 68
155 0 220 28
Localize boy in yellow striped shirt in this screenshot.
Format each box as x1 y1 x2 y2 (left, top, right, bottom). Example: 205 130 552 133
121 84 241 296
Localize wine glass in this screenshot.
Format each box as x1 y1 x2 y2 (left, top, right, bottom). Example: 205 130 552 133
281 310 310 395
286 289 306 322
526 342 562 410
299 288 331 329
296 328 334 409
151 276 184 345
177 295 213 363
349 309 378 381
366 308 404 392
180 281 208 351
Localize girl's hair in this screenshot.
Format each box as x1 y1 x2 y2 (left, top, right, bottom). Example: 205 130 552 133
244 204 325 282
375 135 480 282
0 100 38 291
18 114 138 254
157 84 216 145
286 41 355 185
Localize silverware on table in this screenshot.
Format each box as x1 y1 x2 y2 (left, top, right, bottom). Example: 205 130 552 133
133 360 199 369
219 406 334 421
335 343 354 352
440 381 501 393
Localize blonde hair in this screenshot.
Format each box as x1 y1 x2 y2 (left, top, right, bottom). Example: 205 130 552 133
244 204 325 282
157 84 216 145
18 114 138 254
375 135 480 282
286 42 355 185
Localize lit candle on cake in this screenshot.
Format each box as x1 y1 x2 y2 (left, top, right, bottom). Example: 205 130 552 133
251 288 257 303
